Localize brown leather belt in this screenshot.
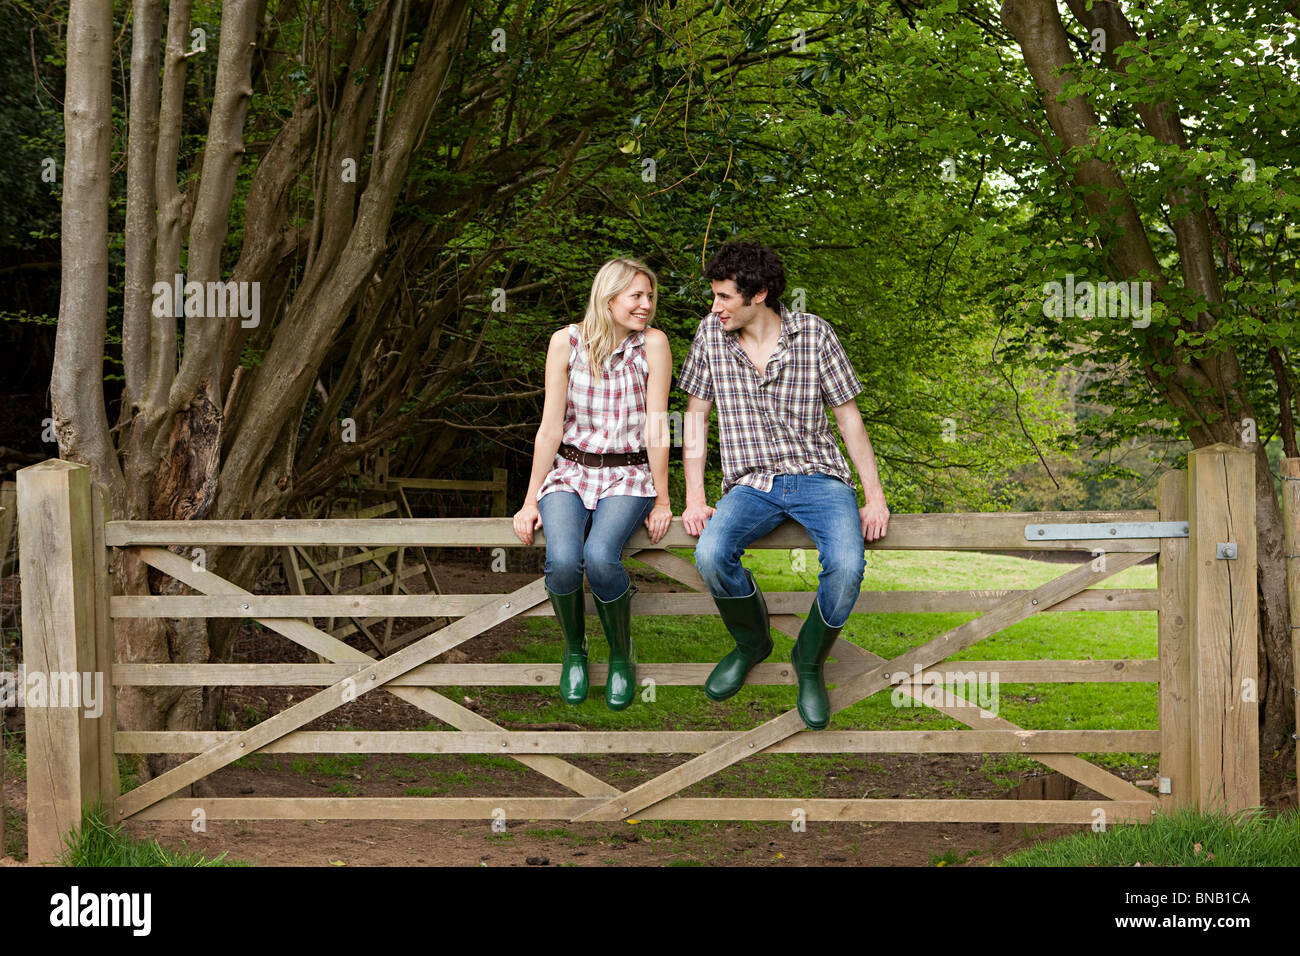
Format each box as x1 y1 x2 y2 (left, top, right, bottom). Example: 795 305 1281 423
559 443 648 468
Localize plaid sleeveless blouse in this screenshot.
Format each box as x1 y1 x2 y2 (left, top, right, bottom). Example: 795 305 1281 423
536 324 656 509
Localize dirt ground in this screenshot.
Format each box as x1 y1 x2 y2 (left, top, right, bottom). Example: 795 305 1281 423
2 558 1294 867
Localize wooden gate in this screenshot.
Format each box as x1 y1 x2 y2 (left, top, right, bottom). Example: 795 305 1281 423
16 444 1264 862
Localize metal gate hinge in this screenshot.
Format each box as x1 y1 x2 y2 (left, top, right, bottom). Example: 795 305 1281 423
1216 542 1237 560
1024 521 1188 541
1158 776 1171 794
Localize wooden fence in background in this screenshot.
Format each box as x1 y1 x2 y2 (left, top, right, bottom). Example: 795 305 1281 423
13 444 1276 862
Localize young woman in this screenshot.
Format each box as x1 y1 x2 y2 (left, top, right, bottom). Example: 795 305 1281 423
513 258 673 710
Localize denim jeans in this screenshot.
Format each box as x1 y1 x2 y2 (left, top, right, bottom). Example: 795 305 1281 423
537 490 656 601
694 474 865 627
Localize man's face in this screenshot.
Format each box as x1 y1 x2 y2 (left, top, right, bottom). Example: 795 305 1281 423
709 278 766 332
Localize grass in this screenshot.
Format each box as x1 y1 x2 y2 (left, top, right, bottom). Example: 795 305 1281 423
928 847 981 866
117 753 144 794
231 753 279 771
289 754 366 778
3 805 22 858
2 726 24 777
61 805 247 867
996 807 1300 867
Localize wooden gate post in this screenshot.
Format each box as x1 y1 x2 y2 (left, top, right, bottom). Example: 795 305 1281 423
17 460 114 863
1281 458 1299 794
1157 470 1192 810
1185 443 1259 814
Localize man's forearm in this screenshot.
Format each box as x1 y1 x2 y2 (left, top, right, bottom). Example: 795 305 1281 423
683 402 711 506
848 432 886 504
837 405 885 504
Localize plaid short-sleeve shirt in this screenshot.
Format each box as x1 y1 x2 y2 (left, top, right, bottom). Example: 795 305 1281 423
677 302 863 496
536 324 656 509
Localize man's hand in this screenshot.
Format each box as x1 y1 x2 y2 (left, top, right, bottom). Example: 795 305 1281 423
644 503 673 543
681 500 715 537
860 499 889 542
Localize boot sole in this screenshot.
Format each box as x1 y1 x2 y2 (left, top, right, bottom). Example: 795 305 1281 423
797 702 829 730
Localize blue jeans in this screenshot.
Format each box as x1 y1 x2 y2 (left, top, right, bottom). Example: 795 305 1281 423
537 491 656 601
694 474 865 627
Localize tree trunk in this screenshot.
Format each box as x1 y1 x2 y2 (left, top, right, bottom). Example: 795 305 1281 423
52 0 123 503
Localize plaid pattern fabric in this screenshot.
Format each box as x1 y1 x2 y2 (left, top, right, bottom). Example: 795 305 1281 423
677 302 863 495
537 324 657 509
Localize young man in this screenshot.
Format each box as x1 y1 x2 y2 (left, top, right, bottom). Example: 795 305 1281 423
677 240 889 729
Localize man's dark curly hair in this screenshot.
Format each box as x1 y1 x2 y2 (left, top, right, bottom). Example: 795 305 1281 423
703 240 785 311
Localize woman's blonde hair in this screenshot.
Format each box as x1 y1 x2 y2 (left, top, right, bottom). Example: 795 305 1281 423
578 257 658 379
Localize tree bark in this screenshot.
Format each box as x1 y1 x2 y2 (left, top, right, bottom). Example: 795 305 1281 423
122 0 164 417
51 0 124 504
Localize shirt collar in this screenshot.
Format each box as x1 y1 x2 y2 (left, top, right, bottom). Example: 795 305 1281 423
612 329 645 356
777 301 799 341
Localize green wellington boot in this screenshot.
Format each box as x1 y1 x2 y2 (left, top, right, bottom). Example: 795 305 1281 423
790 598 844 729
546 585 588 705
594 584 637 711
704 569 773 702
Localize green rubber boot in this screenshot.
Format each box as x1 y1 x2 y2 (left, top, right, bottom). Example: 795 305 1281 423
704 569 773 702
790 598 843 729
594 584 636 711
546 585 588 705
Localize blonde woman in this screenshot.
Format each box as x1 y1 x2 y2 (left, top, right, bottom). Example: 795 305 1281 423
513 258 673 710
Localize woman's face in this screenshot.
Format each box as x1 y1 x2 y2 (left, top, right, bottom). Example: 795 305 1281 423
608 272 654 337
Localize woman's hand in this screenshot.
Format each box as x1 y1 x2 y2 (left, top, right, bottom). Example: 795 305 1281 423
644 502 673 544
513 501 542 545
